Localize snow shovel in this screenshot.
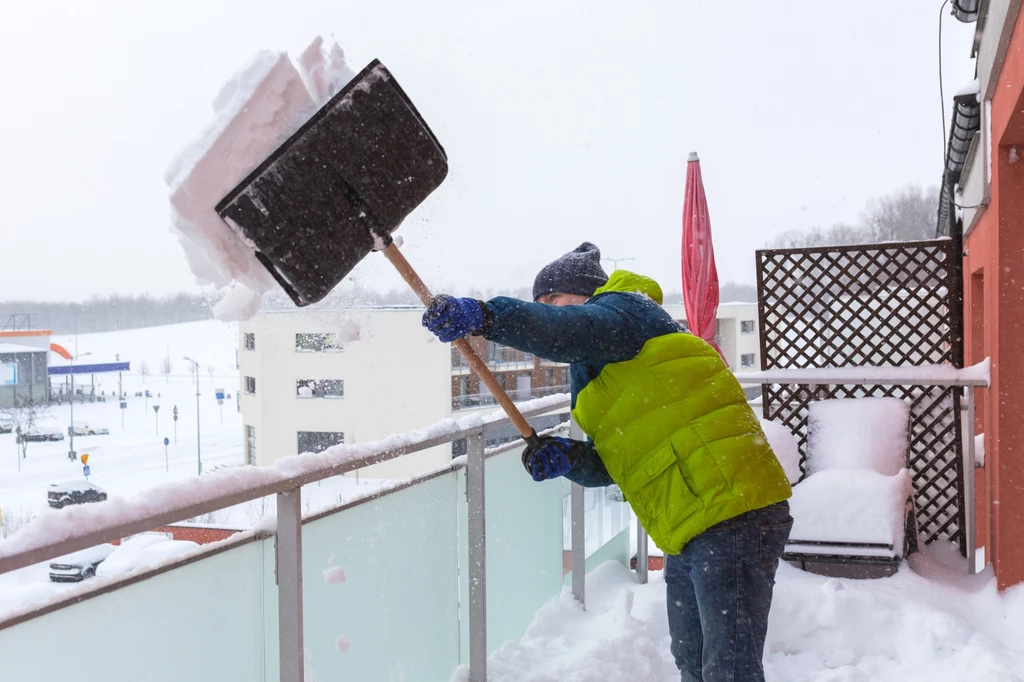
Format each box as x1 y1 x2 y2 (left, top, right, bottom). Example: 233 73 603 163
215 59 541 444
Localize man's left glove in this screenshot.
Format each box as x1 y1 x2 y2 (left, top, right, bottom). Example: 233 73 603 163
422 295 485 342
522 435 584 482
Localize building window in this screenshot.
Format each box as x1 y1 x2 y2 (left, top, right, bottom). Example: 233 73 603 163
244 333 255 351
244 376 256 394
295 333 343 353
245 425 257 465
296 379 344 399
545 368 555 386
298 431 345 454
740 320 755 334
741 353 756 368
458 376 469 396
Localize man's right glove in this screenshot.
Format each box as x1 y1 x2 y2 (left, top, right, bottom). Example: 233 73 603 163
522 435 584 482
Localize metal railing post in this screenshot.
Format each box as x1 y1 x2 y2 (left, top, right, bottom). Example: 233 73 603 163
965 387 977 574
277 488 304 682
569 419 586 607
636 518 649 585
466 430 487 682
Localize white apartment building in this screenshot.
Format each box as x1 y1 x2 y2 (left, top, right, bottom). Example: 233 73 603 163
239 301 761 478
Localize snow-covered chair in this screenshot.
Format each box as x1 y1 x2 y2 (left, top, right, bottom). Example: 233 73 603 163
783 397 919 578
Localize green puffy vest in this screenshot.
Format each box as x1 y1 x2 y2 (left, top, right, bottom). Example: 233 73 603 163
571 329 792 555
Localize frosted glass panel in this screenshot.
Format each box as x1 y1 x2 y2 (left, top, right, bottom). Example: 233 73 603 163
562 484 631 556
458 443 565 662
264 473 460 682
0 541 266 682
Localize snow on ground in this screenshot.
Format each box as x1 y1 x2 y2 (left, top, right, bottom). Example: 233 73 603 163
463 545 1024 682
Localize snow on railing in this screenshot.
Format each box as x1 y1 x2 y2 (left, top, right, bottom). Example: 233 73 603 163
0 393 571 574
734 359 991 387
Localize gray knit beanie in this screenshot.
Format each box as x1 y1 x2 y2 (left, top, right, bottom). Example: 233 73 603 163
532 242 609 301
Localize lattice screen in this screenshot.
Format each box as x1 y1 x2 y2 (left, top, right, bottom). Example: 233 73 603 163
756 239 965 552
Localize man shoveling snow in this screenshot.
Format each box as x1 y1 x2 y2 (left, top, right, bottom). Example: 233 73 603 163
423 242 793 682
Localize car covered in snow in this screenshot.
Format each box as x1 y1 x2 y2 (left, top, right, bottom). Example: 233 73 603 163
48 543 117 583
95 535 199 579
70 421 109 436
47 480 108 508
0 418 12 434
20 428 64 442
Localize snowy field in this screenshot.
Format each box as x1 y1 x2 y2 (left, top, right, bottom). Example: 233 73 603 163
468 547 1024 682
1 320 244 523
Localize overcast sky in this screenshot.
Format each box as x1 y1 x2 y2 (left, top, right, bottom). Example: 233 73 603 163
0 1 975 303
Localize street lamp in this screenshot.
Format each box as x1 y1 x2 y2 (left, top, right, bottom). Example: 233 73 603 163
183 356 201 475
69 352 92 461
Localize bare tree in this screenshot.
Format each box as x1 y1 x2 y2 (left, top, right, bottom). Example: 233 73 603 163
138 360 150 383
861 184 940 243
161 356 172 384
207 365 216 383
766 223 867 249
767 184 940 250
1 399 49 459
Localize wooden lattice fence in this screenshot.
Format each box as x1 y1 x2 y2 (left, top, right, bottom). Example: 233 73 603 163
755 239 966 551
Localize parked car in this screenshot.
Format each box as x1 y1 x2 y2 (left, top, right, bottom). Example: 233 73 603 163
47 480 108 508
0 420 12 434
20 429 64 442
96 535 198 578
70 421 109 436
48 543 117 583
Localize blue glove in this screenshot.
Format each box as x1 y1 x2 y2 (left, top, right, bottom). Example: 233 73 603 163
422 295 484 342
522 435 583 482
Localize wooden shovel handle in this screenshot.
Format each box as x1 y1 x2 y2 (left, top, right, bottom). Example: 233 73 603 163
381 242 537 441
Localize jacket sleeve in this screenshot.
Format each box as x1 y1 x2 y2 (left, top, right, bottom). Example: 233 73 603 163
480 296 650 364
564 439 616 488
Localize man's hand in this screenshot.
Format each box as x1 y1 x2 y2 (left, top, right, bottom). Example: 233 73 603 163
522 435 584 481
422 295 484 342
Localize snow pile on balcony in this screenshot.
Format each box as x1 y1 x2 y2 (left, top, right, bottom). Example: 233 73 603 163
164 37 356 322
806 397 909 475
465 549 1024 681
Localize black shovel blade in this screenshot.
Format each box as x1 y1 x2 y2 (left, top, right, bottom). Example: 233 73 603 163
215 59 448 306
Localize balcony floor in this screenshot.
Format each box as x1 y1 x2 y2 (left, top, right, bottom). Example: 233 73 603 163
455 544 1024 682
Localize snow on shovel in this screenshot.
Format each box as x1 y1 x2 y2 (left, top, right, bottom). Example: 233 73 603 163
214 59 541 444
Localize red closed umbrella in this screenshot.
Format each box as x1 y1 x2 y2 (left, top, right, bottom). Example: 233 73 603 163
681 152 727 365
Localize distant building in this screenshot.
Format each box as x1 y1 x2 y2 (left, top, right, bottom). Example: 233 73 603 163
238 301 761 477
0 316 53 408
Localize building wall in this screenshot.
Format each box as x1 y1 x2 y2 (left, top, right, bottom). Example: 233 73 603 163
962 4 1024 590
239 308 452 478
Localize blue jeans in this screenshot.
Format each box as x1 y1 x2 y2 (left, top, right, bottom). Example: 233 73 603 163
664 501 792 682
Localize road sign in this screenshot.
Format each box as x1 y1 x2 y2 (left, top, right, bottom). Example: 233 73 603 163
215 389 225 400
164 437 169 446
120 401 127 409
81 454 89 465
173 406 178 421
83 465 91 478
153 405 160 414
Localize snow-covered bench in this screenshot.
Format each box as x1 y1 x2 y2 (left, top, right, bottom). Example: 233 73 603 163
779 397 919 578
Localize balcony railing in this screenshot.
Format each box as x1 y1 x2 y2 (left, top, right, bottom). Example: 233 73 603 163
453 384 570 411
0 396 586 682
